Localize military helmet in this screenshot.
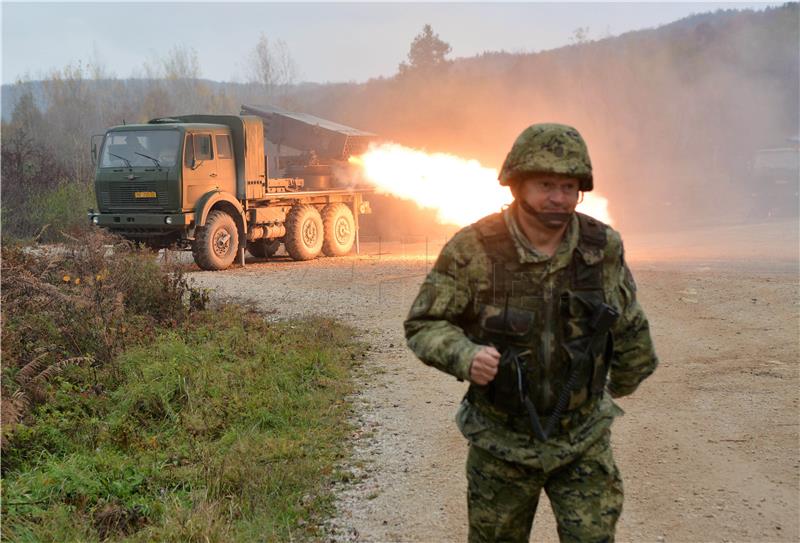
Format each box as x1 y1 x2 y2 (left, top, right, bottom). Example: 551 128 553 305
498 123 593 191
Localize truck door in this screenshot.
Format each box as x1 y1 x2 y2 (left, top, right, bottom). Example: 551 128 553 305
213 132 237 196
183 132 218 209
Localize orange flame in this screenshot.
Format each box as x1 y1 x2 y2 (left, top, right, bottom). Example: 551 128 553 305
349 143 612 227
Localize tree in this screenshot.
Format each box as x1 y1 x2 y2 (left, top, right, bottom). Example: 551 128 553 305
9 90 44 141
143 45 209 115
2 92 71 239
161 45 201 80
247 33 297 106
569 26 591 45
399 24 452 74
41 63 97 183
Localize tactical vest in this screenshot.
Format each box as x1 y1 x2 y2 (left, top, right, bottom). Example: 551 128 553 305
463 211 613 417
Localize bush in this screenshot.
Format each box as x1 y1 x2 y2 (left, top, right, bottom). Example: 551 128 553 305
27 181 96 243
1 230 207 451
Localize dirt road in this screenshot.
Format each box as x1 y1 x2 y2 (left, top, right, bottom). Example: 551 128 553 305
187 221 799 542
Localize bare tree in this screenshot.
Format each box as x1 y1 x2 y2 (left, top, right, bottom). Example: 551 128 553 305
247 33 297 106
161 45 201 81
250 34 275 91
40 62 97 183
154 45 207 114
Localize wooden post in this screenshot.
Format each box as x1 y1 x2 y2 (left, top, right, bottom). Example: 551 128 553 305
353 193 361 255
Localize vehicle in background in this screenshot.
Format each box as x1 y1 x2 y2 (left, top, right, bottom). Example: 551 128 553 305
89 105 375 270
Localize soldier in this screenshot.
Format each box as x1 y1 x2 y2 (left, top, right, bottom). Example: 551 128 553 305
404 124 658 542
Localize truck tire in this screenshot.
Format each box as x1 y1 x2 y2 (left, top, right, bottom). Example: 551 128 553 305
247 238 281 258
321 203 355 257
284 205 323 261
192 210 239 271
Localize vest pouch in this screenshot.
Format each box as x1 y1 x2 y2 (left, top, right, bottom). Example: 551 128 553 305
476 304 534 414
560 290 615 399
489 345 532 414
560 290 600 339
478 303 534 341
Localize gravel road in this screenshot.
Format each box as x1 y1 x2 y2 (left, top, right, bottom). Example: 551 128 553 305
186 221 799 542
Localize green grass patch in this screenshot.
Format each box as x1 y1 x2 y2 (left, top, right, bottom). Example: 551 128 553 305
28 181 96 242
2 181 97 244
2 306 363 542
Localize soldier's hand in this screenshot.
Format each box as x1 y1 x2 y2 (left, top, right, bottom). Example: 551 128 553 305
470 346 501 385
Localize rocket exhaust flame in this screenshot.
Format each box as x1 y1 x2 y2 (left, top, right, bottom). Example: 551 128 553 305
349 143 613 227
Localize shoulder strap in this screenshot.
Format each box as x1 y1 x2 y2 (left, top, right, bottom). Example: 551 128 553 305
576 212 607 254
473 212 517 264
571 212 608 291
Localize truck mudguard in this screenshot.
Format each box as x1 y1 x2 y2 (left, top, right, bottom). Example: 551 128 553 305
195 190 246 233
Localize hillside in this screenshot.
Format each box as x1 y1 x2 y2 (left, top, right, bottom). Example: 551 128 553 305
291 4 798 230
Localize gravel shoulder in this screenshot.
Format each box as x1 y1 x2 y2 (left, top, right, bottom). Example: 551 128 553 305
186 222 799 543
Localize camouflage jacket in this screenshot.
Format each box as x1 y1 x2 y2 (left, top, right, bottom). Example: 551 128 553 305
404 206 658 471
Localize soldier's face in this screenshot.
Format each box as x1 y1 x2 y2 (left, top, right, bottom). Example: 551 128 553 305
515 175 580 230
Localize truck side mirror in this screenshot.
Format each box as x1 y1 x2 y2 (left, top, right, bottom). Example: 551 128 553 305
90 134 104 165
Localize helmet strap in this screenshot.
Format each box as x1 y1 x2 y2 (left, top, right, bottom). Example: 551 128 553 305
517 197 537 217
515 196 572 231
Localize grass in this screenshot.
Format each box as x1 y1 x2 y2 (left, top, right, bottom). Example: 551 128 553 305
2 306 363 542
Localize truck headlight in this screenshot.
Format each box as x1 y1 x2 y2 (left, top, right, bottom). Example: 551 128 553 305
165 216 173 225
92 216 99 225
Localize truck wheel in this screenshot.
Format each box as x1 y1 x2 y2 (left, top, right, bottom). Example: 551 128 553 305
192 210 239 271
321 203 355 257
247 238 281 258
284 205 323 261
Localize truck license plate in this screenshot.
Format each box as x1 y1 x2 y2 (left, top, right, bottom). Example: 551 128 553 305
134 191 157 199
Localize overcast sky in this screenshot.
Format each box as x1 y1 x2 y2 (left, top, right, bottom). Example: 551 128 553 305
1 2 781 85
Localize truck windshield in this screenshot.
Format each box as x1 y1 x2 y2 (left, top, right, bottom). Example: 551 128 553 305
100 130 180 168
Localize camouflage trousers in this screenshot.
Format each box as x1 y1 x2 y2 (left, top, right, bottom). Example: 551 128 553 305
466 431 623 543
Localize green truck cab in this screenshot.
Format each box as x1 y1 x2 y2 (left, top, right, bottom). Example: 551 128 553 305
89 108 373 270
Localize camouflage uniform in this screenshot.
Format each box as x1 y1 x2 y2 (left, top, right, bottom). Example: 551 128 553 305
404 124 658 542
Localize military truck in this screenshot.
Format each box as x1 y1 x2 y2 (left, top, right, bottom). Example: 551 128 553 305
88 105 374 270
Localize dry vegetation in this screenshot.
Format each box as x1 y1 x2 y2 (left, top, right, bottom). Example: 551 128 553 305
1 233 363 541
1 230 204 447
